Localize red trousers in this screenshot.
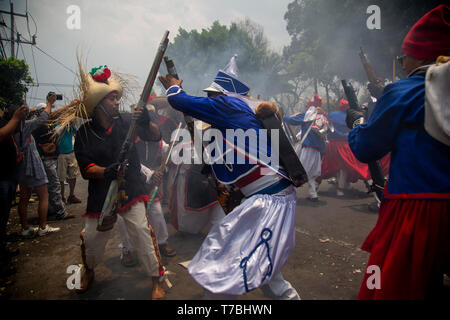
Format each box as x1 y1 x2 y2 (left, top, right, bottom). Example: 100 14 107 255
357 198 450 299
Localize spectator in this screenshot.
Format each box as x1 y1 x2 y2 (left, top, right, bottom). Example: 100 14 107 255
15 100 60 237
32 92 74 220
57 122 81 204
0 104 28 276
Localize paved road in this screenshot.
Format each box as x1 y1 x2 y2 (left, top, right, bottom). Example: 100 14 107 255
2 178 379 300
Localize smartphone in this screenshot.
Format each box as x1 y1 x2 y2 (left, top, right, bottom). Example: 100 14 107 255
56 94 63 100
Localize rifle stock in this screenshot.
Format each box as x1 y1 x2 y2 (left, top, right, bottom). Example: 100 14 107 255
341 79 385 200
97 30 170 231
341 80 360 111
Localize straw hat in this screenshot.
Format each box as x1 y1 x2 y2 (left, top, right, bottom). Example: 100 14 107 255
82 65 123 118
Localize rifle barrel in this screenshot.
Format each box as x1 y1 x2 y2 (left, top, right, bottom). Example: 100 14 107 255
359 47 377 84
341 80 360 111
137 30 170 109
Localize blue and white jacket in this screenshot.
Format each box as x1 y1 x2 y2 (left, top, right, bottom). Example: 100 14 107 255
166 85 291 197
283 112 327 154
348 74 450 200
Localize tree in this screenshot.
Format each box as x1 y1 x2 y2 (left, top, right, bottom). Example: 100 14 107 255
282 0 443 109
165 19 288 99
0 57 33 110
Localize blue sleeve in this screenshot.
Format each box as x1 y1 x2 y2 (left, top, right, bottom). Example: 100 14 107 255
166 86 254 129
283 112 306 126
348 78 424 163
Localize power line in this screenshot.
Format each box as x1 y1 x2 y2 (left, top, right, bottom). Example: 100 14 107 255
34 45 76 75
28 96 46 101
26 82 73 88
19 39 26 61
30 45 39 83
1 18 76 75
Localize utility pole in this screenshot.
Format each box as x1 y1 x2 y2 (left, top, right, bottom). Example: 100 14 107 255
0 1 34 59
10 2 14 57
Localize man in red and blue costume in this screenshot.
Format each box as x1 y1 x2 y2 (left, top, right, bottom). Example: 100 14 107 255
284 94 330 201
347 5 450 299
322 99 389 197
159 57 300 299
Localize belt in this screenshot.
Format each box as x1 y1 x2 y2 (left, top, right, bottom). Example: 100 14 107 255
246 178 292 198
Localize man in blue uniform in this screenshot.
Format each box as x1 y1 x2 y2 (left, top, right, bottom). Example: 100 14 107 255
346 5 450 299
159 57 300 299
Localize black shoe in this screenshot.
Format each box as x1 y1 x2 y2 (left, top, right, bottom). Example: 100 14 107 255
55 212 76 220
159 244 177 257
307 197 319 202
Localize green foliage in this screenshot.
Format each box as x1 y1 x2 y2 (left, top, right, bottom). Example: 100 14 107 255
0 57 33 110
166 19 287 99
283 0 443 82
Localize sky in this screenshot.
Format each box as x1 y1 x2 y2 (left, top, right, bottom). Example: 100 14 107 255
0 0 292 108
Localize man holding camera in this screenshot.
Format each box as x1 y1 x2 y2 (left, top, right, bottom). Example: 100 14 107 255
32 92 74 220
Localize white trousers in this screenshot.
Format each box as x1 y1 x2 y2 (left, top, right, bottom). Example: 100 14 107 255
205 272 300 300
308 178 318 198
336 169 349 191
80 202 161 277
117 200 168 249
188 187 298 296
299 147 322 198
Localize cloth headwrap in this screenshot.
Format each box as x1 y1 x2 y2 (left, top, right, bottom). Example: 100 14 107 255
402 5 450 60
307 94 322 108
339 98 349 112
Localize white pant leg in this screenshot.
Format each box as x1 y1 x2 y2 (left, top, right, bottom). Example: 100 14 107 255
81 217 113 269
336 169 348 191
148 201 168 245
117 215 133 250
308 178 318 198
120 202 161 277
260 272 300 300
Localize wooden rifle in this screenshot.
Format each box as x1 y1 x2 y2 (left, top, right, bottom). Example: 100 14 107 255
359 47 377 84
359 47 385 99
341 79 385 201
97 30 170 231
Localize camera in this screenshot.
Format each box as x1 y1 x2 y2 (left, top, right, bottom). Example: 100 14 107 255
56 94 63 100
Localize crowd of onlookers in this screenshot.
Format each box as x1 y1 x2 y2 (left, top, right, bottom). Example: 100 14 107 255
0 92 81 277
